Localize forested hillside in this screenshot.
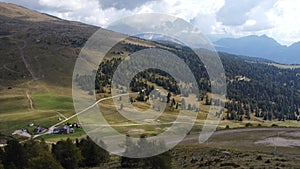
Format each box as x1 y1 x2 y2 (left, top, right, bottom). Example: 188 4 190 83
221 53 300 121
77 39 300 122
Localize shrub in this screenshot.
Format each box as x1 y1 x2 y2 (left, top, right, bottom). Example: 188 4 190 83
256 155 262 160
265 159 271 163
245 123 253 127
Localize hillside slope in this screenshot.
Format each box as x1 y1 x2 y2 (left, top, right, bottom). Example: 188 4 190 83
0 2 99 88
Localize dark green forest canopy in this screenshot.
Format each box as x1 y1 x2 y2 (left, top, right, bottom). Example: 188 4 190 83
75 39 300 122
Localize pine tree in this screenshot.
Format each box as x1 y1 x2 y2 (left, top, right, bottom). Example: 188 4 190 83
3 140 26 169
27 152 63 169
181 98 186 110
77 137 109 167
52 138 82 169
166 92 171 103
205 95 211 105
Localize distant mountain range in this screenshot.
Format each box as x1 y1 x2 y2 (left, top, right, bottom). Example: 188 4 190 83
214 35 300 64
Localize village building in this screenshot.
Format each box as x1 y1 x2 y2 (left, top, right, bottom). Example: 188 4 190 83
33 126 46 134
53 125 75 134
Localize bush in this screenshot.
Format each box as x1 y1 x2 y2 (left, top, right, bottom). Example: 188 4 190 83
77 137 109 167
265 159 271 163
245 123 253 127
256 155 262 160
52 139 82 169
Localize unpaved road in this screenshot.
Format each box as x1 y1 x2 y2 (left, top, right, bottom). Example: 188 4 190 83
33 92 139 138
26 90 34 110
3 64 18 73
55 111 67 120
12 130 31 138
18 40 36 79
211 127 300 136
183 127 300 143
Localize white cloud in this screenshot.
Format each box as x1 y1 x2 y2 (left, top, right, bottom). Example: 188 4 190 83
265 0 300 45
215 0 277 36
2 0 300 45
131 0 225 35
98 0 158 10
38 0 90 12
217 0 261 26
245 20 257 26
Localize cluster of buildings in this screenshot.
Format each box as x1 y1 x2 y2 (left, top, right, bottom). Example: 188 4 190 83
53 122 81 134
32 122 81 135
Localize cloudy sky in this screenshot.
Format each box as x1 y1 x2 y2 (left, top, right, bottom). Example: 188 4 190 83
1 0 300 45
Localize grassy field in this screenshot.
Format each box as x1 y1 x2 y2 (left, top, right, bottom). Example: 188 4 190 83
267 63 300 69
31 93 74 110
1 76 300 145
0 80 74 135
1 82 300 142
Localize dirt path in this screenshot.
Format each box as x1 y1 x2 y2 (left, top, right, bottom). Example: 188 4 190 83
3 64 18 73
18 40 36 79
26 90 34 110
55 111 67 120
12 130 31 138
83 121 205 127
33 92 139 138
212 127 300 136
183 127 300 143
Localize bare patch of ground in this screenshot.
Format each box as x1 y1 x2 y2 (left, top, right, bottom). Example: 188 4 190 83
12 130 31 138
128 129 145 134
255 137 300 147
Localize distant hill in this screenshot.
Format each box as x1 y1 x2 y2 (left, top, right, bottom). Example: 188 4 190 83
214 35 300 64
285 42 300 63
0 2 159 89
0 2 99 88
0 2 58 22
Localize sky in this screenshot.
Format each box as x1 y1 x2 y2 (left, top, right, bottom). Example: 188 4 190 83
1 0 300 46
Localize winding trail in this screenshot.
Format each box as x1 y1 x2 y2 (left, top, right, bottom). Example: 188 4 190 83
3 64 18 73
33 92 138 138
18 40 36 79
26 90 34 110
55 111 67 120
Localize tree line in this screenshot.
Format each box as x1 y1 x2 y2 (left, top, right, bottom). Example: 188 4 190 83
0 137 108 169
0 136 173 169
75 39 300 122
